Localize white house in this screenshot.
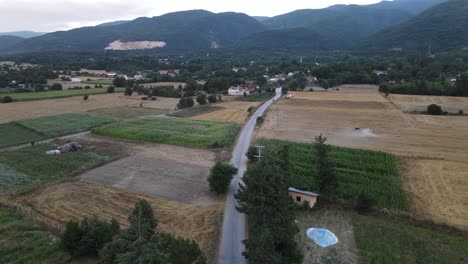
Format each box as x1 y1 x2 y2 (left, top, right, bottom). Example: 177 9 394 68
228 85 252 96
106 72 117 78
71 78 81 83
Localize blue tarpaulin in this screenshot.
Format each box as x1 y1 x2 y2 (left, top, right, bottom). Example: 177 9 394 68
306 228 338 248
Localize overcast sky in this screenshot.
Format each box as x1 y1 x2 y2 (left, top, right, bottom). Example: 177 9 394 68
0 0 384 32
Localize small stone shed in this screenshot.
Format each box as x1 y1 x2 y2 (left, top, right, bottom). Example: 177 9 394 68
288 187 320 208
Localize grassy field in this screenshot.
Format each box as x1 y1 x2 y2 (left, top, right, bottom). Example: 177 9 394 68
0 87 124 102
168 105 223 118
81 79 113 85
354 214 468 264
88 107 169 120
239 92 275 102
0 208 65 263
255 138 409 210
0 114 113 149
0 123 45 148
17 113 113 137
93 117 240 148
0 143 114 192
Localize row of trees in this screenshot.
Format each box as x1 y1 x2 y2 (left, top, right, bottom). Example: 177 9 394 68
61 200 206 264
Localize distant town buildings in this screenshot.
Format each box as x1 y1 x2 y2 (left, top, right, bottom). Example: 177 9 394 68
228 84 258 96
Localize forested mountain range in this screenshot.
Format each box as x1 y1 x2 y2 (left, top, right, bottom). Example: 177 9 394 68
361 0 468 53
0 0 460 56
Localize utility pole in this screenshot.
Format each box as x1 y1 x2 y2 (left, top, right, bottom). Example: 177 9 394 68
254 145 265 161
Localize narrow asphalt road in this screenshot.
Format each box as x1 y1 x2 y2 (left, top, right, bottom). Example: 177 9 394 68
218 88 282 264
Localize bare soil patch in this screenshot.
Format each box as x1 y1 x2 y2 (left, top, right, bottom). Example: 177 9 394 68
400 159 468 231
388 94 468 113
296 209 358 264
258 91 468 161
0 94 178 124
80 155 212 202
65 133 217 202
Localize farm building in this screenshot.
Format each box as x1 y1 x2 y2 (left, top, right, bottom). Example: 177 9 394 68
105 72 117 78
71 78 81 83
228 84 258 96
288 187 319 208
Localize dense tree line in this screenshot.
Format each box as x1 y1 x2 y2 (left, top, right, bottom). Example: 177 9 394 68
236 153 302 264
0 66 58 88
61 200 206 264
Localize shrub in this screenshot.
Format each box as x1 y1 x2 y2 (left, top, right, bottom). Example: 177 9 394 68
282 87 289 95
84 86 91 89
246 146 258 162
178 98 195 109
61 220 82 257
60 216 120 258
124 87 133 96
427 104 442 115
107 86 115 93
50 83 63 91
186 98 195 108
2 96 13 103
208 162 238 194
197 94 207 105
247 106 255 113
208 94 217 103
356 193 376 213
256 116 264 124
459 109 464 115
83 95 89 101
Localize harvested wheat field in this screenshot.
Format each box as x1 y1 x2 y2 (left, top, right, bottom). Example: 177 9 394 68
0 94 178 124
257 90 468 161
400 159 468 231
191 101 261 123
388 94 468 113
6 181 223 259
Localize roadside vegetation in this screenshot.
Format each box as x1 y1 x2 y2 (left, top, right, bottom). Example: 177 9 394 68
0 143 114 192
0 207 65 263
0 87 125 102
236 155 302 264
253 138 409 210
93 117 240 148
208 162 238 194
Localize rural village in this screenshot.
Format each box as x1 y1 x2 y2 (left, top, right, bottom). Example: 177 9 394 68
0 0 468 263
